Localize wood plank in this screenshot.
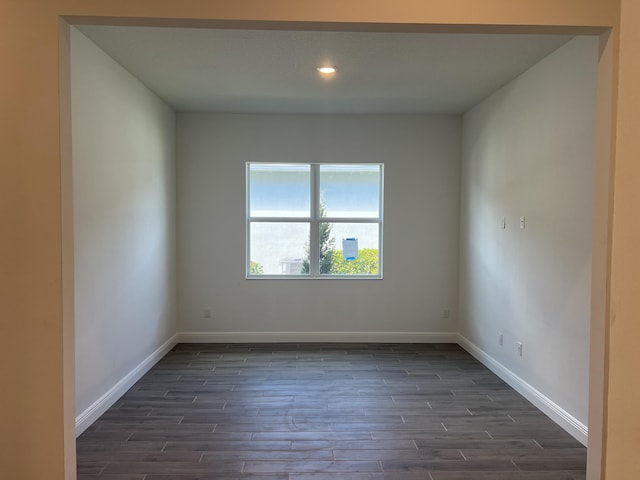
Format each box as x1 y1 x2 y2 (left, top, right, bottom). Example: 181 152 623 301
76 343 586 478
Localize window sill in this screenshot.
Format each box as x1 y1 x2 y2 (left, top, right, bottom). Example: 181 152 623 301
246 275 383 280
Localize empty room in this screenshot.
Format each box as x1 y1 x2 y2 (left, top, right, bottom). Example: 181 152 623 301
70 24 599 479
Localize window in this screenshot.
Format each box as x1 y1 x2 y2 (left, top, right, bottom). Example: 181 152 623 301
247 163 383 278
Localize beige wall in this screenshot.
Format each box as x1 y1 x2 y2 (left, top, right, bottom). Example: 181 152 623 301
0 1 628 479
604 0 640 476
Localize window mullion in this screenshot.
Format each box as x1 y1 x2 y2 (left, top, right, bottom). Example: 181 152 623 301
379 165 384 277
309 164 320 277
246 164 251 277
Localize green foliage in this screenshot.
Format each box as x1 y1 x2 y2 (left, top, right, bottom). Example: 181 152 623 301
331 248 379 275
301 202 335 274
318 220 336 274
250 260 264 275
300 200 378 275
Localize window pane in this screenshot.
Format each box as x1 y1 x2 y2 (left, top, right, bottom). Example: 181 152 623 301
249 164 310 218
249 222 309 275
319 164 381 218
320 223 380 275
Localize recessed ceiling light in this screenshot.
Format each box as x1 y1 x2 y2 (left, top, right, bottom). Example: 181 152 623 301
317 66 336 76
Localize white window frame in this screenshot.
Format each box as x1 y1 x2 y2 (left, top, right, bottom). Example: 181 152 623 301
246 162 384 279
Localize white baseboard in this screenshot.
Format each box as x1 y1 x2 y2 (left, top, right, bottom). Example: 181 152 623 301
75 334 178 437
457 333 588 446
176 331 458 344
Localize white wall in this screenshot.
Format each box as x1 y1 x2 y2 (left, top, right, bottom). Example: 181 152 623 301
177 114 460 338
459 37 598 428
71 28 177 419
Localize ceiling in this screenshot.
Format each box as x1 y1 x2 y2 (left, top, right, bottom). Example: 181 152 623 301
77 26 573 114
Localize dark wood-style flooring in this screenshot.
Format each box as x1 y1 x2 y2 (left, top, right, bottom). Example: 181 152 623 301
76 343 586 480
